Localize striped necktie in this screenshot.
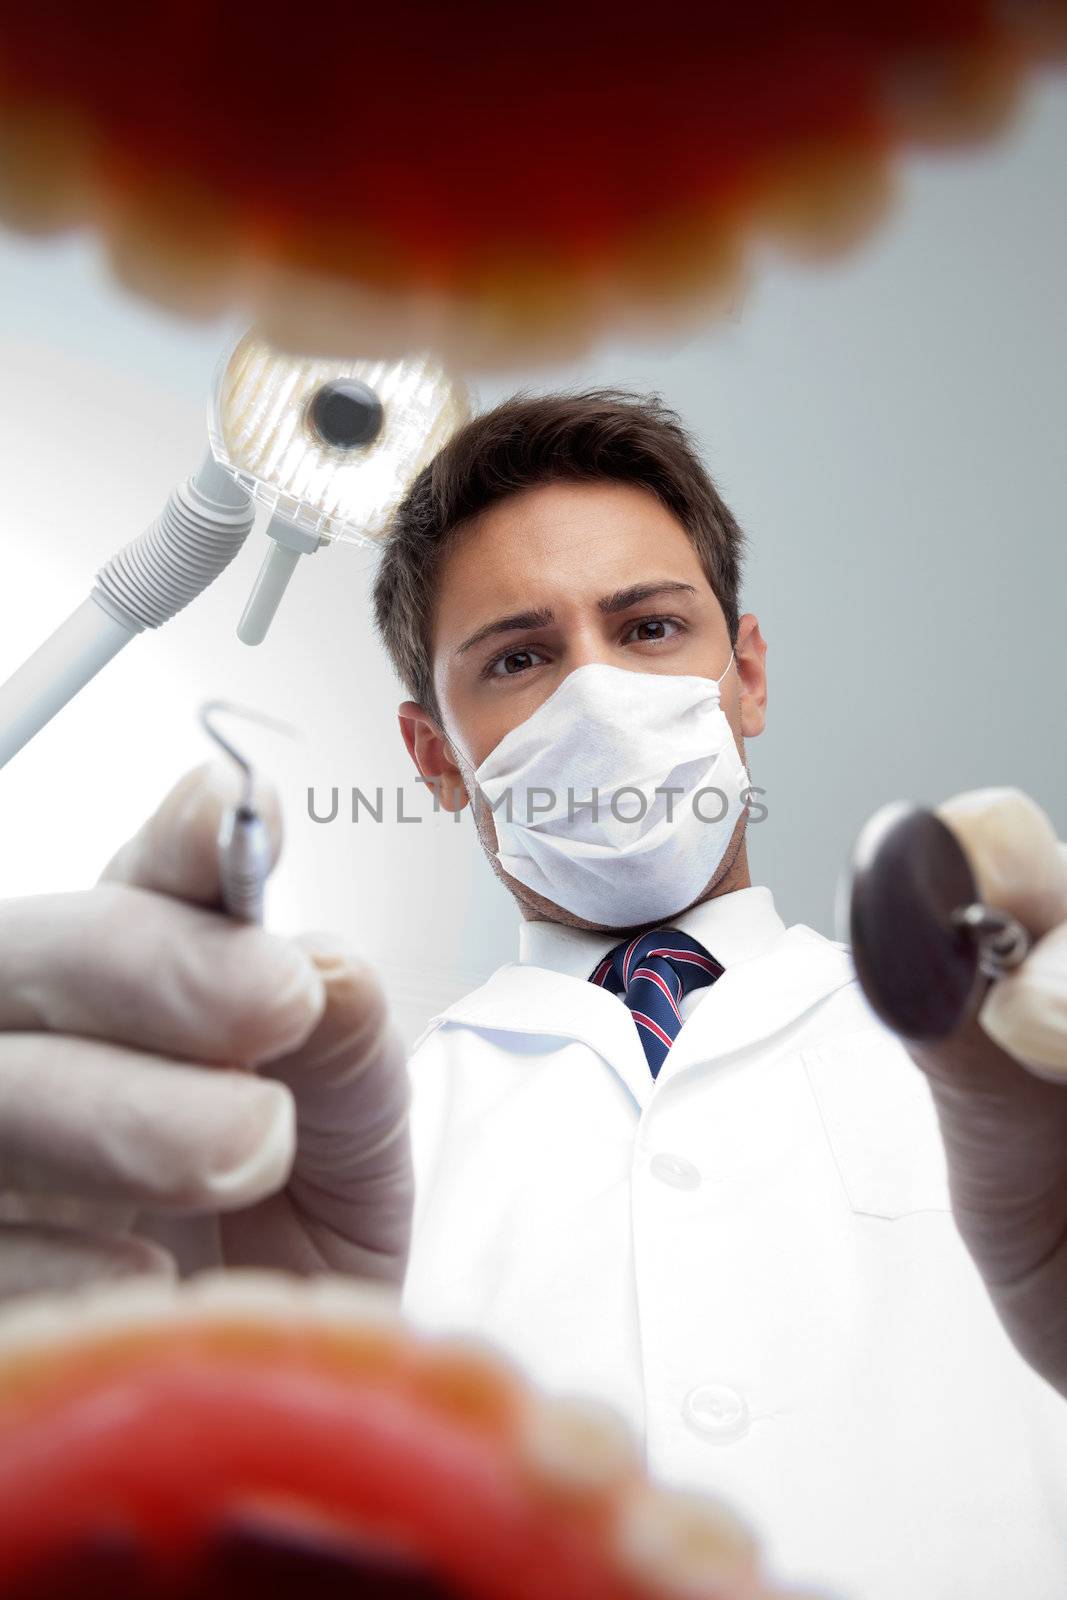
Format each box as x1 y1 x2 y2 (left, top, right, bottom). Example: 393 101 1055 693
589 928 724 1079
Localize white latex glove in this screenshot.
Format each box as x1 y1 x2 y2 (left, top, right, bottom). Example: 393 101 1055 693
0 763 412 1298
904 788 1067 1398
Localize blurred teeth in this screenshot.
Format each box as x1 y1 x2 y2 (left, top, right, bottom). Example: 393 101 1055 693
0 1268 404 1369
609 210 748 332
411 1331 528 1434
183 1268 403 1329
248 258 600 371
752 146 895 263
0 1273 177 1365
1001 0 1067 61
612 1484 762 1600
517 1392 642 1502
249 263 443 362
0 102 97 233
0 28 1058 366
883 46 1024 147
101 182 242 320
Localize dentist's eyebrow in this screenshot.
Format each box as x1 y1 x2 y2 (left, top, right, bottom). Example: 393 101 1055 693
598 581 698 614
456 607 555 657
454 582 698 658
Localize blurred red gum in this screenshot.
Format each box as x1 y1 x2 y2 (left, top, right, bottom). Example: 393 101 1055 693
0 1272 805 1600
0 4 1064 364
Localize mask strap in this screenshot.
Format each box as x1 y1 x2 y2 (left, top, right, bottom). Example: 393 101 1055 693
439 719 476 778
715 650 736 686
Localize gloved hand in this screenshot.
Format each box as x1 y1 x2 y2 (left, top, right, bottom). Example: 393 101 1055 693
0 763 412 1298
904 788 1067 1399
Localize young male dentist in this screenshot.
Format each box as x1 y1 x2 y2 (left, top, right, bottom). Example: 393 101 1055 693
0 390 1065 1600
374 391 1067 1600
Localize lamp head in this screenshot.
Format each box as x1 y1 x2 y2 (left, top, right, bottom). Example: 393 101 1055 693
208 329 471 642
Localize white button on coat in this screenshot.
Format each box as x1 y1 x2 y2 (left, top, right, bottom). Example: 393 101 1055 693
683 1383 750 1442
649 1152 702 1189
401 888 1067 1600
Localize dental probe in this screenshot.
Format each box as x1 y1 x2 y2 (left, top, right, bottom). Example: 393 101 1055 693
199 700 296 924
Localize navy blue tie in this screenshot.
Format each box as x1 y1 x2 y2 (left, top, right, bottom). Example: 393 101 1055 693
589 928 724 1079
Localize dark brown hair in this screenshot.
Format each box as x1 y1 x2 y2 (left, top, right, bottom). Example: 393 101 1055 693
372 387 746 722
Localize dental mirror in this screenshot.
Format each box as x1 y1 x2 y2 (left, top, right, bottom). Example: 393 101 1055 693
846 801 1031 1041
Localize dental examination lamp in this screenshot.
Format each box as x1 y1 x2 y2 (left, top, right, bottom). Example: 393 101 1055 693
0 332 470 770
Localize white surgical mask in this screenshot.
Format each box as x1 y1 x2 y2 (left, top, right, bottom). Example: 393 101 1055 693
456 658 751 927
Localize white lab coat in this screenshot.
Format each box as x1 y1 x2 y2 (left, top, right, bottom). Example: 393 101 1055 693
401 887 1067 1600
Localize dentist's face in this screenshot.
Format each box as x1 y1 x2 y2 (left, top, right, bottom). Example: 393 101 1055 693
398 479 768 928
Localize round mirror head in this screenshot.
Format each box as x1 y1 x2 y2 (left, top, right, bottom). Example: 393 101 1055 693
848 802 981 1040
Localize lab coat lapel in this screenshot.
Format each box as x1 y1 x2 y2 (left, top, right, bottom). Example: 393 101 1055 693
432 925 856 1109
657 925 856 1084
433 964 657 1110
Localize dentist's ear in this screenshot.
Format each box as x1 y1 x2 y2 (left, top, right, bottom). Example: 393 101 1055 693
733 614 768 740
397 702 471 813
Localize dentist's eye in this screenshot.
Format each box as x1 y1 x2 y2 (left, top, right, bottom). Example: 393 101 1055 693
486 648 547 678
625 616 684 644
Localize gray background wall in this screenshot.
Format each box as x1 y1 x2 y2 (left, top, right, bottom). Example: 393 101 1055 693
1 79 1064 1046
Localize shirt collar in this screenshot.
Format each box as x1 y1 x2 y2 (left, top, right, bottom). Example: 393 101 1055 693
516 885 786 983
